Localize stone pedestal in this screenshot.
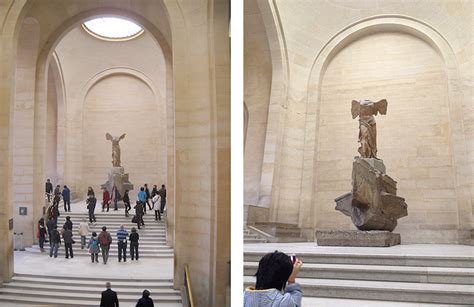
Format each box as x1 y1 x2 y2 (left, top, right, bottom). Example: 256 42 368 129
316 230 401 247
101 167 134 200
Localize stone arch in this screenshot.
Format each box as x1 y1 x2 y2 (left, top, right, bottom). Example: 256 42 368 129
300 15 471 240
1 1 176 279
252 0 288 209
44 51 67 186
25 7 174 250
49 52 67 185
77 67 163 194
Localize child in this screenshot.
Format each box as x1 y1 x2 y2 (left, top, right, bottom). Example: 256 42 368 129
88 232 100 263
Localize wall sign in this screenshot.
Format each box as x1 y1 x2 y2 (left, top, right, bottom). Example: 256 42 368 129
19 207 27 216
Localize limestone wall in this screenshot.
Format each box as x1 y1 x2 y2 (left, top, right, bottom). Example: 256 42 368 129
54 27 167 197
317 32 456 242
246 0 473 243
244 0 272 206
0 2 230 306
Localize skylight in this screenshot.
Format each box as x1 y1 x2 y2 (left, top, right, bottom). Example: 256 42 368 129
82 17 144 41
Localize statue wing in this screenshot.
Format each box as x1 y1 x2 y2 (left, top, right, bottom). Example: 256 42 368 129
106 133 113 141
119 133 126 141
351 100 360 119
375 99 388 115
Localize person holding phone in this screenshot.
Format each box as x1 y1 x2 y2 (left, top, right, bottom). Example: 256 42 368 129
243 251 303 306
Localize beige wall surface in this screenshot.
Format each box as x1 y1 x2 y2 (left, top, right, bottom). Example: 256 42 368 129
83 74 164 194
244 0 272 206
54 27 167 197
0 1 230 306
245 0 473 243
317 32 455 242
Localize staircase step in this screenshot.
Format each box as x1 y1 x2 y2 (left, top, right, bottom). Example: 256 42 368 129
244 251 474 268
3 283 180 295
243 276 474 304
0 294 182 307
13 274 173 284
24 248 173 258
0 288 181 302
245 262 474 284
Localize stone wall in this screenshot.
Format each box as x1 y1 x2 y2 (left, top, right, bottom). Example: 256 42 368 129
246 0 473 243
54 27 167 197
0 1 230 306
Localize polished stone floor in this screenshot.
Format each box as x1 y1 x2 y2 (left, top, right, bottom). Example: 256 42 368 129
14 250 173 279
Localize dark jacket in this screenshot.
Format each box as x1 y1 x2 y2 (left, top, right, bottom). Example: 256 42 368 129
134 203 143 216
87 197 97 211
158 188 166 202
46 219 56 232
63 220 73 231
123 192 130 204
136 297 154 307
62 228 73 244
87 189 95 197
129 232 139 243
54 186 61 196
61 187 70 201
100 289 119 307
50 229 61 244
145 187 150 199
45 182 53 193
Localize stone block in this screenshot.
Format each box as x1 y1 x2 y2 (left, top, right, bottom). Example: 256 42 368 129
316 230 401 247
335 157 408 232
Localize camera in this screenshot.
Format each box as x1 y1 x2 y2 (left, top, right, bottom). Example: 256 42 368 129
289 254 297 264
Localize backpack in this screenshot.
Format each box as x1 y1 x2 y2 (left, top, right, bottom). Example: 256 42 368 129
99 232 109 245
91 238 98 249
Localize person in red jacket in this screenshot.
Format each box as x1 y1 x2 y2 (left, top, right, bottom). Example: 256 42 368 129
102 188 110 212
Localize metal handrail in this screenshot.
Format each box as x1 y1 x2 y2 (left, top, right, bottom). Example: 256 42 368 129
184 264 195 307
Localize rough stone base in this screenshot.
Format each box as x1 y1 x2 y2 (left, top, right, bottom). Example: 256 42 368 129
316 230 401 247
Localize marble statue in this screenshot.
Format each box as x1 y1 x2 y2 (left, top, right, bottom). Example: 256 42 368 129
341 99 407 232
106 133 126 167
351 99 387 159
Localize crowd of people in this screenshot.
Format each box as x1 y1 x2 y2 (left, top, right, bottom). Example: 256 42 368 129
41 179 167 262
41 180 167 306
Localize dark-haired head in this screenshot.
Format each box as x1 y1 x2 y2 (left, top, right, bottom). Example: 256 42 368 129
254 251 293 291
142 290 150 298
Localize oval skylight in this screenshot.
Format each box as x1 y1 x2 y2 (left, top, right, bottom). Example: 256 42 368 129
82 17 144 41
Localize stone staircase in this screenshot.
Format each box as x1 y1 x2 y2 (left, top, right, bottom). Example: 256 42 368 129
244 249 474 304
244 227 268 244
0 208 182 306
26 211 173 258
0 274 182 306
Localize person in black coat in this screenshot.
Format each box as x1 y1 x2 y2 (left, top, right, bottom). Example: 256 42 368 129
100 282 119 307
45 179 53 202
123 190 131 217
63 216 73 231
144 184 152 211
86 195 97 223
136 290 154 307
134 201 144 229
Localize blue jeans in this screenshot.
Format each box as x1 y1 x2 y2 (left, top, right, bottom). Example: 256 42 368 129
117 241 127 261
81 236 86 249
50 243 59 257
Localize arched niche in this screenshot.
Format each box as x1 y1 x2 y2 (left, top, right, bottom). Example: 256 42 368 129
299 15 470 243
80 71 164 195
